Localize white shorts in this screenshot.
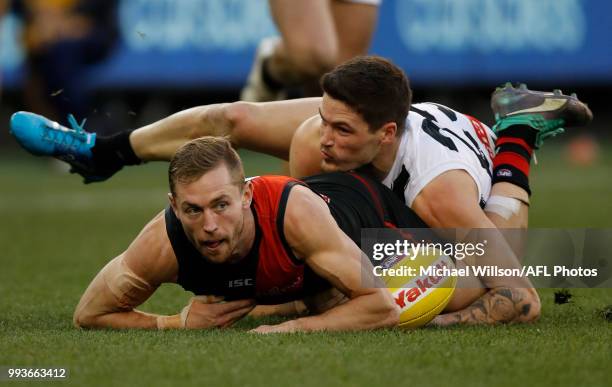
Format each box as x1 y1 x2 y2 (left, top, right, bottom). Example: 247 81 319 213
337 0 382 6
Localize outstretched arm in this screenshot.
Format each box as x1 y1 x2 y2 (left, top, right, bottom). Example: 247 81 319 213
248 301 309 318
412 170 541 326
251 186 399 333
73 212 254 329
431 287 539 326
73 212 178 329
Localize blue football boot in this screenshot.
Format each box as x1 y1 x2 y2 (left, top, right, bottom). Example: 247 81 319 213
10 112 114 183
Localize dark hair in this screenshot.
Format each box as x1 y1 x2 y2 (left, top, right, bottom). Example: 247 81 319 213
321 56 412 134
168 136 245 195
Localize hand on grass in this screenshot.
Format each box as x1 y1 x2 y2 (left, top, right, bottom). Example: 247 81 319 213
249 320 300 334
185 296 256 329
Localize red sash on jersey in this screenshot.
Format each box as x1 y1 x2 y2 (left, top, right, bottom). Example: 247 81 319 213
250 176 307 302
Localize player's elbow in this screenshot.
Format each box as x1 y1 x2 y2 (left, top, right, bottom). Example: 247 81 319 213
518 288 541 323
73 309 92 329
494 287 541 324
381 303 401 329
73 305 101 329
527 298 542 323
374 289 401 328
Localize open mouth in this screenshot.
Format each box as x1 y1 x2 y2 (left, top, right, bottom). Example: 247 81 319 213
202 239 224 250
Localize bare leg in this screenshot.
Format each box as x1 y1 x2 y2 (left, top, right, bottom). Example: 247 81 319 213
267 0 378 95
130 98 321 161
267 0 338 87
331 0 379 63
486 182 529 228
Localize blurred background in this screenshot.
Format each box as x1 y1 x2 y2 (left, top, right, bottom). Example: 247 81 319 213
0 3 610 383
0 0 611 196
1 0 611 140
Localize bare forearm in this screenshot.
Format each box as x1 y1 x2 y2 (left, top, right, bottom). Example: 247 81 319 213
437 231 541 325
73 254 163 329
289 292 398 332
432 287 540 326
76 309 159 329
249 301 307 318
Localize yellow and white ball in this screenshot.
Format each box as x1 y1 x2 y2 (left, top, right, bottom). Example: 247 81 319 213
380 251 456 329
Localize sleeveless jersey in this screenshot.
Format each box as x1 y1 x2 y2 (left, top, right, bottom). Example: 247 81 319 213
166 175 312 305
165 173 427 304
382 102 496 208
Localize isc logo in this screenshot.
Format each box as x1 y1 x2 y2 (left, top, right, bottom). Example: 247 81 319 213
228 278 253 288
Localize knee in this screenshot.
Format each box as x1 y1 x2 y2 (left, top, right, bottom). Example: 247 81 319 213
222 101 258 147
287 40 339 79
190 101 254 145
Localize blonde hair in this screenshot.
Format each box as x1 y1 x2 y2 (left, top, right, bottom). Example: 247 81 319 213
168 137 245 195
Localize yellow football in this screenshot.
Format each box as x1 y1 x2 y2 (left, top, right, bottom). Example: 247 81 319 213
380 251 457 329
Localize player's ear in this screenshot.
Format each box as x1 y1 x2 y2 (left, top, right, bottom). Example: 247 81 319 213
379 122 397 144
168 193 178 212
242 181 253 208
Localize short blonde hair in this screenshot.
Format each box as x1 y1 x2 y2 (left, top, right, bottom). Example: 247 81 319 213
168 137 245 195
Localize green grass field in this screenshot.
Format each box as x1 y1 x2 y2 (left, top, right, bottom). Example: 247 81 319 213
1 146 610 387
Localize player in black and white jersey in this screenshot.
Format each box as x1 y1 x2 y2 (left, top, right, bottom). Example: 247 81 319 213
380 102 496 209
10 56 592 326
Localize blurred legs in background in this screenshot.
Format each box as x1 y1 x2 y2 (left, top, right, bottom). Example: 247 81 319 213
241 0 379 101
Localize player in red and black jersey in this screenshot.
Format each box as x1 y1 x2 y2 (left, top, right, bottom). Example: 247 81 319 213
16 58 592 326
73 137 425 332
165 171 426 307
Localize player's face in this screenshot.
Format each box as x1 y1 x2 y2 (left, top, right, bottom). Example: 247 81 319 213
170 164 253 264
318 94 384 172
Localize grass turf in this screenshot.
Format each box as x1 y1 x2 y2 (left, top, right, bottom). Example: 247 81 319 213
0 147 610 387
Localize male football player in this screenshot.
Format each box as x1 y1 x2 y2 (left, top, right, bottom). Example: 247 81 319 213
12 56 592 326
74 136 435 332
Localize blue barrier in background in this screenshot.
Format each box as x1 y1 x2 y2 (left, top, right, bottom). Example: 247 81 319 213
2 0 611 90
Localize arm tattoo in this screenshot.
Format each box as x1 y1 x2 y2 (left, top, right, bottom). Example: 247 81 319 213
437 288 538 326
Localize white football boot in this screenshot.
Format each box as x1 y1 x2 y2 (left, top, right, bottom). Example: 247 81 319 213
240 37 287 102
